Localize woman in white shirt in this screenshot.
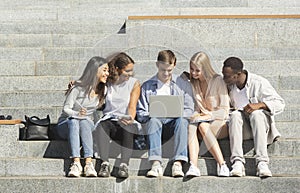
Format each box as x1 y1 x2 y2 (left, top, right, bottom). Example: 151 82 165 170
94 52 141 178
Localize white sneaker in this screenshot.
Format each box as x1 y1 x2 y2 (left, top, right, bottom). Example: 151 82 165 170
84 162 97 177
256 161 272 177
68 162 83 177
217 162 230 177
185 163 200 177
147 162 163 177
172 162 184 177
230 161 245 177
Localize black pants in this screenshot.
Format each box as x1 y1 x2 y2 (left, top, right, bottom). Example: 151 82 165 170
94 119 134 165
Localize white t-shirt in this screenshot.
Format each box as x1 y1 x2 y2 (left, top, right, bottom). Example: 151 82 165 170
156 80 171 95
231 85 249 110
103 77 138 116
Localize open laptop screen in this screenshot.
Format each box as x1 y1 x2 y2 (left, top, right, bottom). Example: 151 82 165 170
149 95 184 118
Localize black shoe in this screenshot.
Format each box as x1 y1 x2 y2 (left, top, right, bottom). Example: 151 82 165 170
118 163 129 178
98 162 110 177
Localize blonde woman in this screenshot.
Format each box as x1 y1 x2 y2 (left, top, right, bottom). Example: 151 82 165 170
184 52 230 177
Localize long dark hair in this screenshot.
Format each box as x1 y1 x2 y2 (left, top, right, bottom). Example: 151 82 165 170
106 52 134 84
66 56 107 106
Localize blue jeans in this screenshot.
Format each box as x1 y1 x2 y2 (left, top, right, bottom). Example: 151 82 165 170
57 118 95 158
146 117 188 162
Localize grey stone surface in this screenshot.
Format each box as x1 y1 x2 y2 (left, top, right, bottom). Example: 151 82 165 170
0 156 299 177
249 0 300 8
3 158 65 176
0 91 65 107
0 61 35 76
0 176 299 193
276 122 300 138
0 76 70 91
0 108 59 123
0 48 42 60
276 106 300 122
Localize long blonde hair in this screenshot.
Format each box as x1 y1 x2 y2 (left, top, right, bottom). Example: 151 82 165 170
190 52 217 114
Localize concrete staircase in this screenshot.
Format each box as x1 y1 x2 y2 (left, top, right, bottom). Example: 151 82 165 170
0 1 299 193
0 123 300 193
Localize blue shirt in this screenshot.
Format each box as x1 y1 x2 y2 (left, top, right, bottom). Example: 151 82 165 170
136 74 194 123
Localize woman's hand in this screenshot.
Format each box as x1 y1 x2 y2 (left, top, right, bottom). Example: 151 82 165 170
68 80 75 89
78 108 87 116
190 113 212 122
119 115 134 125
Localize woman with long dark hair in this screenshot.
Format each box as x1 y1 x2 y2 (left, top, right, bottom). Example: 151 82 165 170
57 56 109 177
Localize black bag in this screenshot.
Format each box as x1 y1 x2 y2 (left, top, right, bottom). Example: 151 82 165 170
22 115 50 140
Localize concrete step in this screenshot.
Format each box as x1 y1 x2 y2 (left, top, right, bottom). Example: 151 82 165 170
0 34 108 48
3 137 297 159
0 176 299 193
0 21 121 35
1 125 299 158
126 18 300 58
1 156 299 177
1 4 299 16
0 90 298 109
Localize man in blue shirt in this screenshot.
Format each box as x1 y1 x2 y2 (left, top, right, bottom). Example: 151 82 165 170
137 50 194 177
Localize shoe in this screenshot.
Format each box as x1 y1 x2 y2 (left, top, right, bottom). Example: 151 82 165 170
217 162 230 177
84 162 97 177
256 161 272 177
68 162 83 177
172 162 184 177
230 161 245 177
98 161 110 177
118 163 129 178
147 162 163 177
185 163 200 177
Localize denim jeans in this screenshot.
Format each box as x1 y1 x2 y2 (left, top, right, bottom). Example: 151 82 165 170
57 118 95 158
146 117 188 162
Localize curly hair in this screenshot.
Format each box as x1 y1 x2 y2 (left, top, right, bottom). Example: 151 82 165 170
106 52 134 84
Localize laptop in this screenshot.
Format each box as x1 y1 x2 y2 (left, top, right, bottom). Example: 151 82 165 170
149 95 184 118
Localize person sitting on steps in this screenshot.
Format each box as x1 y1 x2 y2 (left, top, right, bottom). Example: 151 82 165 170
56 56 109 177
222 56 285 177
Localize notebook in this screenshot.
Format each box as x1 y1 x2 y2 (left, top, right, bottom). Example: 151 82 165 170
149 95 184 118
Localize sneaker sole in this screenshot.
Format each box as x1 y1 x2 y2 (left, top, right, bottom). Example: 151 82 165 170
230 171 245 177
68 173 81 177
85 173 97 177
98 174 110 177
218 174 230 177
172 172 184 177
147 172 162 177
256 172 272 178
185 174 200 177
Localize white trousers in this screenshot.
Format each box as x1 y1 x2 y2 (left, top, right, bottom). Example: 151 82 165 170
229 110 270 164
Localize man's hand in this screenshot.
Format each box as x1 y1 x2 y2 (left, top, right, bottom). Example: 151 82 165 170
243 102 268 114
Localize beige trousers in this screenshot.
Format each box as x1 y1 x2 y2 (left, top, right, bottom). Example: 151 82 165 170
229 110 270 164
